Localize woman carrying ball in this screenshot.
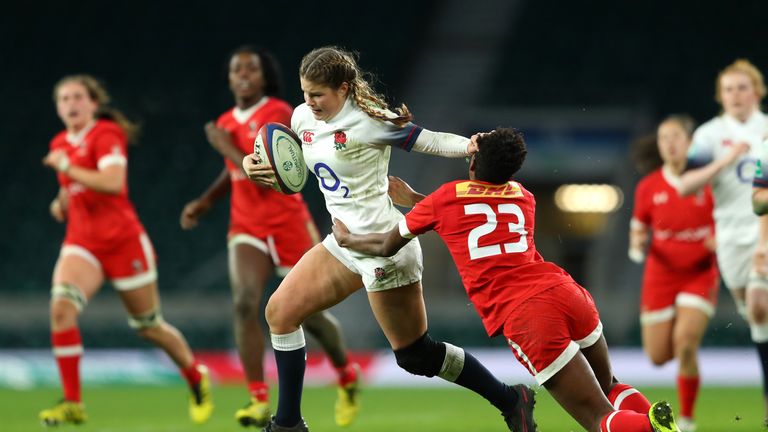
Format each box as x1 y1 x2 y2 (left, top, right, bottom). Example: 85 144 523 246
180 46 360 428
41 75 212 426
243 46 535 432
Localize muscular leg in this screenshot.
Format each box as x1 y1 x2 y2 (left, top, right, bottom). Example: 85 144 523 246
368 282 519 414
544 351 616 431
641 319 674 367
304 311 349 368
747 287 768 419
50 253 104 403
118 281 194 368
265 243 363 427
229 243 273 385
583 335 651 414
673 307 709 422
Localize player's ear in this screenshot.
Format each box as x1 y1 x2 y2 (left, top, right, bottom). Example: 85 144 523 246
468 154 477 175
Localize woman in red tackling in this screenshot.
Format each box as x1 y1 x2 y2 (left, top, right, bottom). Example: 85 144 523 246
628 115 718 432
179 46 360 428
41 75 212 426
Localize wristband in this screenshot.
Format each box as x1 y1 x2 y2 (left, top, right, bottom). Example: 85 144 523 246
56 155 71 173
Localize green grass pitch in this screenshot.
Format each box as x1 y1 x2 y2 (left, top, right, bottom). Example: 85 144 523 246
1 385 763 431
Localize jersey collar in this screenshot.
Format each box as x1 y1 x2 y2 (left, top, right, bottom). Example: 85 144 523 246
233 96 268 124
661 165 682 190
325 97 354 125
65 120 97 147
723 109 764 131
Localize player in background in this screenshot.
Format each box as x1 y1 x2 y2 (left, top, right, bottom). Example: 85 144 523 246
180 46 360 428
676 59 768 423
628 115 717 432
243 46 535 432
333 128 681 432
40 75 212 426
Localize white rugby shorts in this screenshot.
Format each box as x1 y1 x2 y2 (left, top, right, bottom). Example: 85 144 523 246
321 234 423 292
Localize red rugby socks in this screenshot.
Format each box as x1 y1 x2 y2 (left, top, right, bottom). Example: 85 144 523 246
52 328 83 402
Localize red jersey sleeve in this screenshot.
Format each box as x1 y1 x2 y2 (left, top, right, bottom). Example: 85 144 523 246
92 129 127 170
270 103 293 127
632 177 651 228
401 192 439 238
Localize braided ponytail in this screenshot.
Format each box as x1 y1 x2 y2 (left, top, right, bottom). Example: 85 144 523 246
300 46 413 127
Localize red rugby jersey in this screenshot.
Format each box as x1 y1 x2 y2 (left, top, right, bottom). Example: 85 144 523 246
631 167 716 273
401 180 574 336
215 97 309 233
50 119 144 249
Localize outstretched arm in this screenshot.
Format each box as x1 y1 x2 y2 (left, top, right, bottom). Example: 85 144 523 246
332 218 412 257
678 142 750 196
180 168 231 230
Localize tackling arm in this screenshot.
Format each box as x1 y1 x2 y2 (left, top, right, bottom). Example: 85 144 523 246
332 218 411 257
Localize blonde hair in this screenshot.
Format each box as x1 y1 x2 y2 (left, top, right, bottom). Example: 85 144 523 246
715 59 766 104
299 46 413 127
53 74 140 143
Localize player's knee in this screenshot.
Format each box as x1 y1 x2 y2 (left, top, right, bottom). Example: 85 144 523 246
50 284 86 327
128 308 164 338
233 294 261 321
394 332 464 380
646 348 672 366
748 304 768 324
673 338 697 363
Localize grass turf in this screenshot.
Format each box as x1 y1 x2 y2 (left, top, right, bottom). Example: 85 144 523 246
2 385 763 431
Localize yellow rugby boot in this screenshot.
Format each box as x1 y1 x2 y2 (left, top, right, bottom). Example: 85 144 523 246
189 364 214 424
235 397 271 427
649 401 681 432
39 400 87 426
335 363 361 427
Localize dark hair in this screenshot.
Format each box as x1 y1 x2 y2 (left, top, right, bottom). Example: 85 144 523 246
474 128 527 184
229 45 282 97
53 74 140 144
299 46 412 126
630 133 661 176
630 114 695 176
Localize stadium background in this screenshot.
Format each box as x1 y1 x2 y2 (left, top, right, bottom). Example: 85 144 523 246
1 0 767 417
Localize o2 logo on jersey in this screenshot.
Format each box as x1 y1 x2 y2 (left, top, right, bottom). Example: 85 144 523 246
302 131 315 144
313 162 350 198
464 203 528 260
736 157 758 183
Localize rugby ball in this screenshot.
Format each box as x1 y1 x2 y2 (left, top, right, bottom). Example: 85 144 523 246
253 122 308 194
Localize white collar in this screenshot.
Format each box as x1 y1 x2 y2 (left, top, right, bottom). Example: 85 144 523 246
325 97 355 125
233 96 268 124
66 120 97 147
723 109 763 130
661 165 682 190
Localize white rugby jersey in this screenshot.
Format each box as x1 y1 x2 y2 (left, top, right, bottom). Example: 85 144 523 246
688 111 768 245
292 98 467 234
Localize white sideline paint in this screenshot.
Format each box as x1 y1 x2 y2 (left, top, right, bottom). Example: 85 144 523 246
0 347 760 389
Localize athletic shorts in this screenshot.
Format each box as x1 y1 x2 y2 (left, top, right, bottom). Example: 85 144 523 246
321 234 423 292
717 241 757 291
503 282 602 385
640 266 719 325
228 218 321 277
61 232 157 291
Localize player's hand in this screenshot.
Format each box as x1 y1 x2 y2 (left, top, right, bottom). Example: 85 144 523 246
49 198 66 223
242 154 276 186
180 198 211 230
332 218 350 246
722 141 751 165
42 150 71 173
204 121 234 154
388 176 422 207
468 133 482 155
